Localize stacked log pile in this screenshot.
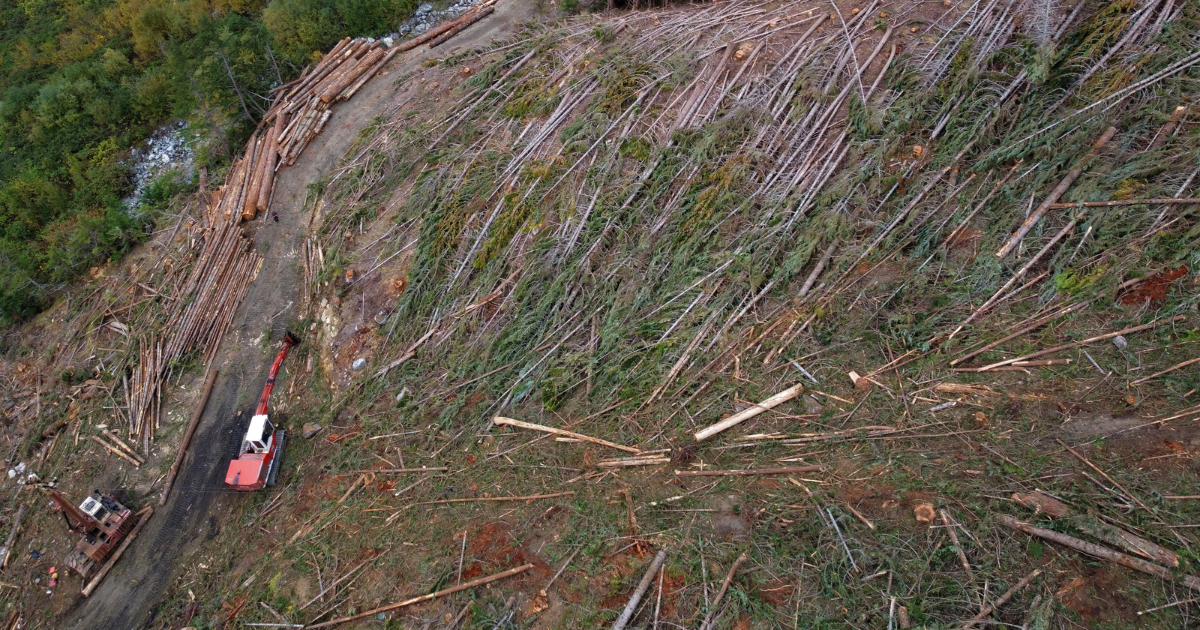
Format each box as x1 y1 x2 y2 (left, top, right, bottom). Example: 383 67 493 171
204 37 399 226
116 4 501 449
121 36 403 449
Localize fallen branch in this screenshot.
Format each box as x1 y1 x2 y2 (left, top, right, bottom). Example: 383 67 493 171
298 555 377 611
1047 197 1200 208
999 515 1200 590
996 126 1117 258
494 417 640 454
374 327 438 378
961 567 1042 628
1132 356 1200 385
976 316 1186 371
0 505 25 569
950 301 1090 367
612 550 668 630
694 384 804 441
597 457 671 468
307 563 533 629
1057 438 1162 526
675 465 822 477
416 491 575 506
953 359 1071 372
940 510 973 579
701 552 748 630
351 467 448 474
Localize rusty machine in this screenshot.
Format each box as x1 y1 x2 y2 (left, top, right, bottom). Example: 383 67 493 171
49 490 141 577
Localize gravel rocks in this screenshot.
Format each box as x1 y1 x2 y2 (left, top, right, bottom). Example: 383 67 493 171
124 121 197 212
387 0 485 39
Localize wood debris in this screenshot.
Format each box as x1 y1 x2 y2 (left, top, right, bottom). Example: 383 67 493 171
694 384 804 441
494 416 640 454
999 515 1200 591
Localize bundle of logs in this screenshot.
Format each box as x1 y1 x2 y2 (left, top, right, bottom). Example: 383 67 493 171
207 36 401 224
118 6 499 451
124 219 262 451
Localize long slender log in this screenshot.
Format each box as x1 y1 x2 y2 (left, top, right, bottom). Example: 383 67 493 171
1132 356 1200 384
242 134 265 220
320 47 385 103
0 505 26 568
285 38 350 101
415 491 575 505
996 126 1118 258
398 7 482 52
159 368 218 506
700 552 747 630
92 435 140 467
493 417 640 454
977 315 1186 371
612 550 668 630
999 515 1200 590
101 429 145 463
340 47 399 101
81 507 153 597
694 384 805 441
307 563 534 628
1047 197 1200 209
675 465 823 477
255 122 280 212
951 301 1090 366
309 40 374 98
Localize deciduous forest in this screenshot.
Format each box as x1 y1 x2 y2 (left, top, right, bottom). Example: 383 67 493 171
0 0 417 324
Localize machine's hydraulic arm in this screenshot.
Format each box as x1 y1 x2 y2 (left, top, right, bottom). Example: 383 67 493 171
255 331 300 416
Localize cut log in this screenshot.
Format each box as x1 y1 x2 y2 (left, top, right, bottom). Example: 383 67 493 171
999 515 1200 591
160 368 218 506
307 563 533 628
494 417 641 454
694 384 804 441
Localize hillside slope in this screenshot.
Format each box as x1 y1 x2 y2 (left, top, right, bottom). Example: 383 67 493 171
2 0 1199 628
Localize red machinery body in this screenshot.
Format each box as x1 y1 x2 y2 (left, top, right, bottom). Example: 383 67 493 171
225 331 299 491
49 490 137 577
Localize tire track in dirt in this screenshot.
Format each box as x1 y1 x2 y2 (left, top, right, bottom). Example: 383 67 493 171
62 5 528 627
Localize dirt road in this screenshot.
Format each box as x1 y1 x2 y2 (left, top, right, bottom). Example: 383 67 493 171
61 5 529 627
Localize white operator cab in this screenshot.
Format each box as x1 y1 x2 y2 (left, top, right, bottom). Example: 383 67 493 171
79 496 109 522
243 414 276 454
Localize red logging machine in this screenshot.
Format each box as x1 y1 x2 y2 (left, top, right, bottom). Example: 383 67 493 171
225 331 299 491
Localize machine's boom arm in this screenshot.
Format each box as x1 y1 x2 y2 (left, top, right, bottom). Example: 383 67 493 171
49 490 94 533
255 331 300 416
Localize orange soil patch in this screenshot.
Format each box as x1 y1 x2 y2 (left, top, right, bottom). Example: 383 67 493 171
1119 265 1188 306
